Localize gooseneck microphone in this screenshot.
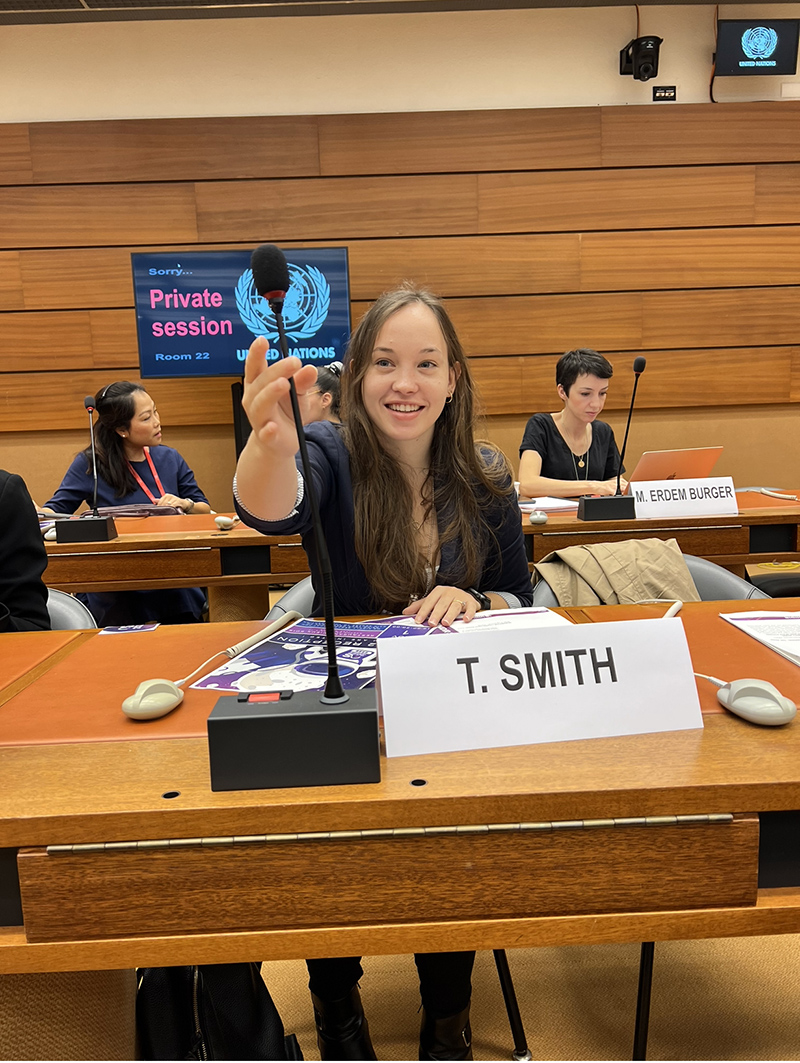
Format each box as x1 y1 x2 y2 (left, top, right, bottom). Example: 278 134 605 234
54 398 119 543
251 244 345 704
84 396 102 516
576 356 646 522
615 356 647 496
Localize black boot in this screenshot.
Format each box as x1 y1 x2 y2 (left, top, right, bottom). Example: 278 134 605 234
419 1006 473 1061
311 986 377 1060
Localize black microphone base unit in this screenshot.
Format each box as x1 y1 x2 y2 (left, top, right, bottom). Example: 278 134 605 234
207 688 381 791
576 494 637 521
55 515 118 543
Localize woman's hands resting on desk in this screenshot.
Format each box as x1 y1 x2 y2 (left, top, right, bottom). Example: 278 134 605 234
157 494 210 514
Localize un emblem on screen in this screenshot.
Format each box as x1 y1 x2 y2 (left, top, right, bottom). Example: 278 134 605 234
741 26 779 60
235 264 331 342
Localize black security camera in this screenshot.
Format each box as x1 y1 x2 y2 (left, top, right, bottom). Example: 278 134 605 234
619 36 663 81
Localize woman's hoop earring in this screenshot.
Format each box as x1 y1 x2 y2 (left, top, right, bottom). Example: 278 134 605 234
445 392 454 404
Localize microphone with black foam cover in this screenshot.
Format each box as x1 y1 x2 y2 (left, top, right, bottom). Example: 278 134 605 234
251 243 291 312
616 356 647 495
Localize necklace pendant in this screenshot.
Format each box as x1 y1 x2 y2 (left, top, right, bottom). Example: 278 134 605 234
578 459 585 468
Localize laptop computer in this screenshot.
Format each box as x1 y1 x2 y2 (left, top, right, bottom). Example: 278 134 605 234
627 446 723 484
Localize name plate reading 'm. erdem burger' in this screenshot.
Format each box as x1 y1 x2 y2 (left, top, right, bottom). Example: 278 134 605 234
377 617 702 758
631 477 738 520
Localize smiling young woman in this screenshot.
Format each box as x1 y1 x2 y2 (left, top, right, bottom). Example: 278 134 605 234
232 284 533 1059
518 348 627 499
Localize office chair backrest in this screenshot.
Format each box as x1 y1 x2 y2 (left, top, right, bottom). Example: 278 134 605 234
683 554 770 601
46 588 99 630
532 552 770 606
264 576 315 622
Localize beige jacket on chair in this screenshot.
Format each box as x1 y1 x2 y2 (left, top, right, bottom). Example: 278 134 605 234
533 537 701 607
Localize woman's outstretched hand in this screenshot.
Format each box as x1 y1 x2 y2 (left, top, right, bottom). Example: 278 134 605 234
242 338 318 458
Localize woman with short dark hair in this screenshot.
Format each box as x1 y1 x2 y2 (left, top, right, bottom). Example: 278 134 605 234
518 348 626 498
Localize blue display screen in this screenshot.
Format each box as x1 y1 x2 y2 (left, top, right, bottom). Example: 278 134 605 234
131 248 351 378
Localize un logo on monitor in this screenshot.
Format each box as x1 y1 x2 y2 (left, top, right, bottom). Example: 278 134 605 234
742 26 779 60
235 263 331 342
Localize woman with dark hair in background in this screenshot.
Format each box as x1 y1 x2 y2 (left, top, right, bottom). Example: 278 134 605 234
518 347 626 498
234 285 532 1060
43 381 211 625
303 361 343 424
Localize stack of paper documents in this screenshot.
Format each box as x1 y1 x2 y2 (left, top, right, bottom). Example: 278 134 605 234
518 496 579 512
720 611 800 666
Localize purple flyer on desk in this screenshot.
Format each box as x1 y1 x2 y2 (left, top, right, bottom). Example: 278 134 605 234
192 616 449 694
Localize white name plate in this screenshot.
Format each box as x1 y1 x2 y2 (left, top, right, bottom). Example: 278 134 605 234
632 476 738 519
377 617 702 758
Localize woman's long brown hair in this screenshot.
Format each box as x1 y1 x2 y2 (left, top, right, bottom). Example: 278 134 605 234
341 285 513 612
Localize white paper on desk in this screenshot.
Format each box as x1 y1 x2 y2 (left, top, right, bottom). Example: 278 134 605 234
720 611 800 666
449 607 573 633
378 617 703 758
518 496 579 512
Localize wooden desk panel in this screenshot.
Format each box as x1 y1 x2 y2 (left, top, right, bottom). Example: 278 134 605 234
2 603 799 972
524 492 800 574
43 515 309 616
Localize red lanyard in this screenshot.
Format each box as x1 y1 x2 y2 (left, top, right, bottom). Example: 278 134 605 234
126 447 166 504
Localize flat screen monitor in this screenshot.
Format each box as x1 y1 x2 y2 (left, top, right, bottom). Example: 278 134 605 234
131 248 351 378
715 19 799 76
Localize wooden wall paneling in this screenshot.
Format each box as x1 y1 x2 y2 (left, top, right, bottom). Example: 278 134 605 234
469 348 793 418
0 372 233 432
194 175 479 241
18 248 136 309
318 108 603 176
2 310 137 373
478 167 756 234
88 309 139 368
0 124 32 185
580 226 800 292
0 185 199 250
641 288 800 351
346 234 582 299
605 347 794 409
470 356 547 416
0 253 23 311
0 312 95 372
789 349 800 403
27 117 321 184
601 102 800 167
11 235 582 312
398 292 645 356
754 164 800 223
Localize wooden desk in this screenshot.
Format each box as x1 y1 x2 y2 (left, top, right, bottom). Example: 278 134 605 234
524 490 800 576
1 601 799 974
44 514 309 621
